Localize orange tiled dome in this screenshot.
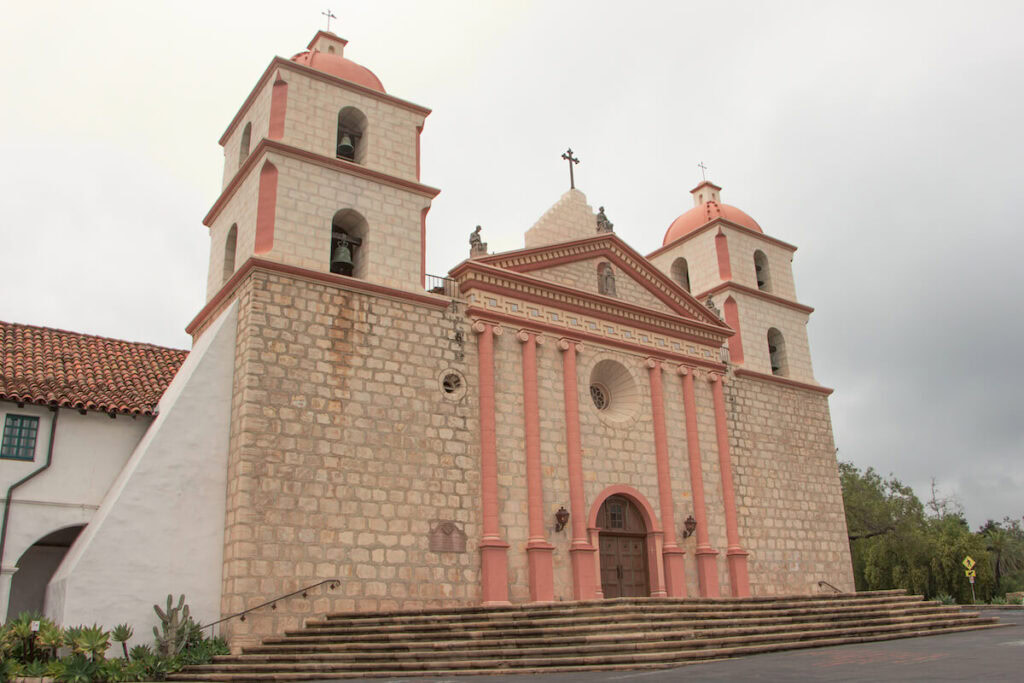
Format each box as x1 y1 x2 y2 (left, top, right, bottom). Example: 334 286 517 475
663 201 762 245
290 51 385 93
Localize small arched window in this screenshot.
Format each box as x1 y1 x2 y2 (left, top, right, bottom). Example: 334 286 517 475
754 250 771 292
337 107 368 163
767 327 787 377
330 209 368 278
597 262 617 297
222 224 237 285
670 257 691 292
239 122 252 166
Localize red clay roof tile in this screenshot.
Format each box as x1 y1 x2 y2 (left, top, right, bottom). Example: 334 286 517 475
0 321 188 416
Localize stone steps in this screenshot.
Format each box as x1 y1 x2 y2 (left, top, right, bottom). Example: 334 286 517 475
171 592 1003 681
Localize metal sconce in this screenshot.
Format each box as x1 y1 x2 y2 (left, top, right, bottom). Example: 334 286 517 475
682 515 697 539
555 506 570 532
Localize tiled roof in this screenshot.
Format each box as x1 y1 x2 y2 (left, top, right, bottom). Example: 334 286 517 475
0 321 188 416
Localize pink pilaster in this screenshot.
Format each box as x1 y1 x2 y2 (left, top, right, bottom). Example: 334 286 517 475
518 330 555 602
559 339 597 600
646 359 687 597
710 373 750 597
473 321 510 605
678 366 720 596
715 229 732 280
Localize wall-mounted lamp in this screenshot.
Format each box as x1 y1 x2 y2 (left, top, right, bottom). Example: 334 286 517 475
682 515 697 539
555 506 570 532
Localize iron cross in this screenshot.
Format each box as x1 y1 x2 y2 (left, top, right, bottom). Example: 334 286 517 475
322 9 337 31
562 148 580 189
698 161 708 182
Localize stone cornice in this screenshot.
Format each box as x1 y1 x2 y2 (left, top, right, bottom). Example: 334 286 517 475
697 282 815 314
186 257 448 336
470 233 725 328
452 260 733 346
733 368 834 395
203 139 440 226
219 57 431 147
646 218 798 260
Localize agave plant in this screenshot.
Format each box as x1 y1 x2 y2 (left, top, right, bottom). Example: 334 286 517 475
71 624 111 662
129 643 153 661
111 623 134 659
36 621 66 659
57 653 99 683
21 658 49 677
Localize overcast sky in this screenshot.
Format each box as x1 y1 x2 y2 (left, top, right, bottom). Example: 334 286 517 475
1 1 1021 528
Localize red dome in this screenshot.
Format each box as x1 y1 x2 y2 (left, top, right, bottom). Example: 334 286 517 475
662 201 762 245
290 51 386 93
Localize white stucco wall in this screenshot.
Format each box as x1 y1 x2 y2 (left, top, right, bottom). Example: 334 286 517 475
0 404 150 618
46 302 237 641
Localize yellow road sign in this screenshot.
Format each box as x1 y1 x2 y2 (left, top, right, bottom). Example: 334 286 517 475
963 556 976 570
965 569 976 577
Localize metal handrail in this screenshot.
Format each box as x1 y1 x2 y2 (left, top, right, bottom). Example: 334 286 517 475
200 579 340 632
818 580 843 594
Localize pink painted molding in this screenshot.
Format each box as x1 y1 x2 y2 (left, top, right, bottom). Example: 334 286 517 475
715 229 732 281
254 162 278 254
268 73 288 140
723 296 744 364
204 139 440 227
696 281 815 314
709 373 750 597
677 365 720 597
463 306 727 372
219 56 431 147
733 368 834 395
186 257 448 336
472 321 510 605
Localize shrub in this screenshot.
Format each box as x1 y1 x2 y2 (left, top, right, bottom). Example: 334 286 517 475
936 592 956 604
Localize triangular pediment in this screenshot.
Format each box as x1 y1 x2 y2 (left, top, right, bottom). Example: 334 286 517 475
473 233 725 328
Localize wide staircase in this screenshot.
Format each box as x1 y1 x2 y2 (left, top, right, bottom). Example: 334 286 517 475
172 590 1004 681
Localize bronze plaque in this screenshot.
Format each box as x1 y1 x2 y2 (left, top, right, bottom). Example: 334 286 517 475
428 521 467 553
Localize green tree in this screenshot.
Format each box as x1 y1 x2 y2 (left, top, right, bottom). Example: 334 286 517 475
979 518 1024 595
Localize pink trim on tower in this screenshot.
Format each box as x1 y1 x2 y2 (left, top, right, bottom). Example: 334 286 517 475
679 366 720 597
587 485 667 598
254 162 278 254
268 72 288 140
723 296 744 364
416 125 423 181
519 331 555 602
715 229 732 281
473 321 510 605
695 282 815 314
646 359 687 597
420 207 429 289
709 374 750 597
559 339 598 600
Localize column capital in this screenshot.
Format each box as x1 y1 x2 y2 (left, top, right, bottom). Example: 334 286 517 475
707 371 727 384
517 329 544 345
645 357 662 370
558 338 583 353
472 320 503 336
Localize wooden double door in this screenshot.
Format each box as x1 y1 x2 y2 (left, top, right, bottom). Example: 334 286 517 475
597 496 650 598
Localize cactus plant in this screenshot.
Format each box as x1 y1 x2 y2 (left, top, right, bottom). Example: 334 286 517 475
153 594 190 657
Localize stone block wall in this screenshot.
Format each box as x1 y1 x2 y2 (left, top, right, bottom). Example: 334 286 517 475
221 79 275 188
649 228 720 296
524 189 596 249
724 375 854 594
207 166 262 300
723 228 798 301
537 258 676 314
220 270 480 650
721 291 816 383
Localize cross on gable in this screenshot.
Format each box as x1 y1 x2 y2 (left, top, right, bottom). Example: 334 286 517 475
561 148 580 190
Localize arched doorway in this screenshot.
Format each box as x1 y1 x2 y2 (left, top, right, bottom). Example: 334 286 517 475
6 525 84 619
596 496 650 598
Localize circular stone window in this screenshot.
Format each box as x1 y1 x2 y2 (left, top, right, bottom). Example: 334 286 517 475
588 359 640 423
438 369 468 402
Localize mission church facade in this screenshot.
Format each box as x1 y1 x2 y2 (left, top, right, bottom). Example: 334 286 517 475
0 31 853 647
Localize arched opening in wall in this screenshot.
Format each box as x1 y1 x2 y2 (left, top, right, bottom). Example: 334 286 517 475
222 224 237 285
337 107 368 163
670 257 691 292
330 209 368 278
767 327 788 377
6 525 85 620
754 250 771 292
239 122 252 167
597 262 617 297
596 496 650 598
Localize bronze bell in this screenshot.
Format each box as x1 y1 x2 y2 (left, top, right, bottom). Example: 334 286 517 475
337 134 355 159
331 238 353 274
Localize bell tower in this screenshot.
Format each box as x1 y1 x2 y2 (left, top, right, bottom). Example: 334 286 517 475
200 30 440 304
648 181 819 386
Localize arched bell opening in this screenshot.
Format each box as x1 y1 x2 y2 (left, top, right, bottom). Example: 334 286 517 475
6 525 84 620
336 107 368 163
767 327 788 377
330 209 368 279
238 122 252 167
754 250 772 292
670 257 691 292
222 224 237 285
589 488 661 599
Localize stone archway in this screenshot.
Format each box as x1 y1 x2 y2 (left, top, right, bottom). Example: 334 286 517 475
587 485 666 598
6 525 84 620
